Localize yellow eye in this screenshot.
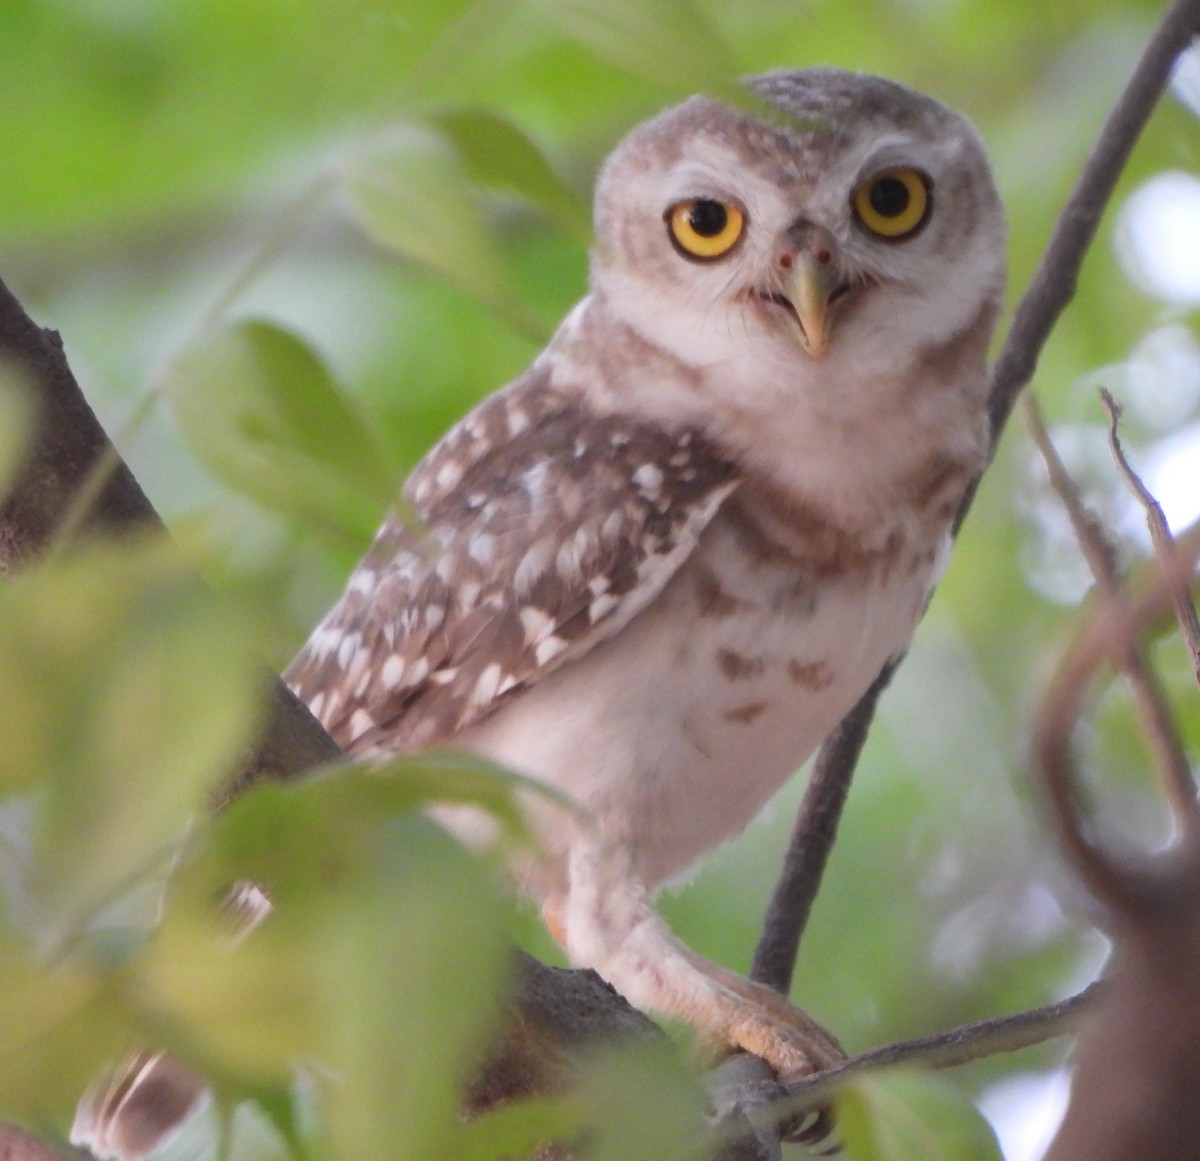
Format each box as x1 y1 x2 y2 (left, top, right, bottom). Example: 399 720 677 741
667 199 745 260
852 168 930 239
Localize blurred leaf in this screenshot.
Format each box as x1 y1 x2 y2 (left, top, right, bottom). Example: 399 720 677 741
569 1041 710 1161
0 537 266 932
348 127 547 341
0 940 131 1118
457 1096 586 1161
838 1070 1004 1161
430 108 592 242
325 820 510 1161
0 363 33 502
370 749 584 844
526 0 739 96
137 767 514 1157
166 319 401 545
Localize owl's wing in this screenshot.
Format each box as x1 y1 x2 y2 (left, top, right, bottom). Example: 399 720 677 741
285 367 739 755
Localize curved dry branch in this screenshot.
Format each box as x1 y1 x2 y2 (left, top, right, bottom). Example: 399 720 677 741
1102 389 1200 691
1023 391 1197 828
1031 520 1200 912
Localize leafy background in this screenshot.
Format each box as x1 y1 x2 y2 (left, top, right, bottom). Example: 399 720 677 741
1 0 1199 1158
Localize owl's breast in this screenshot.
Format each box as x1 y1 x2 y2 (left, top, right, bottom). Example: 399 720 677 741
460 488 946 895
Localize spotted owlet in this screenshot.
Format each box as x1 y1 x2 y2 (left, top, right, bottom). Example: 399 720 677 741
75 67 1004 1158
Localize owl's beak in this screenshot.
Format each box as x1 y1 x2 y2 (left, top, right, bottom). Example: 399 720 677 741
783 251 842 358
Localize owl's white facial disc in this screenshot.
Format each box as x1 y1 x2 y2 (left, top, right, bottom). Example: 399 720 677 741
589 68 1005 380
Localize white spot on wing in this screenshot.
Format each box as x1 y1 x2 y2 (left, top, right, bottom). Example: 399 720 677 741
589 593 619 621
515 539 554 590
535 636 569 666
436 459 464 492
633 463 664 495
337 632 360 670
473 663 504 705
349 709 376 742
349 569 376 597
468 532 497 564
382 654 406 690
520 606 555 644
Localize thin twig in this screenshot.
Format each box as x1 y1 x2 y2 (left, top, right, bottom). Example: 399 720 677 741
986 0 1200 442
1022 392 1197 827
750 664 893 994
792 983 1099 1106
1101 388 1200 690
1020 393 1122 583
711 983 1100 1141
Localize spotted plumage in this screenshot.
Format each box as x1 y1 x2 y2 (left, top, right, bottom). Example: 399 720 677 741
287 370 739 753
76 67 1005 1161
290 65 1004 1082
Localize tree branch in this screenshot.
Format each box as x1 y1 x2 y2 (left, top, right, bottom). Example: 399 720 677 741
0 274 666 1158
1030 495 1200 1161
987 0 1200 442
708 983 1100 1145
1023 390 1197 828
0 275 346 791
750 664 893 994
1101 387 1200 691
1032 519 1200 913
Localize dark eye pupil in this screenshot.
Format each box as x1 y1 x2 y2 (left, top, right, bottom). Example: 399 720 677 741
869 177 910 218
689 200 728 237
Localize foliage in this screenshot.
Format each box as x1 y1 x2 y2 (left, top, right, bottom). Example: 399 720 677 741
1 0 1198 1157
838 1070 1003 1161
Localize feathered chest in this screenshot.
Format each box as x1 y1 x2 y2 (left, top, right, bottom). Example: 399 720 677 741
456 472 960 889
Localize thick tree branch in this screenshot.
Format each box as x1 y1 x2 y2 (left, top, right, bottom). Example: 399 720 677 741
0 275 346 790
0 279 161 570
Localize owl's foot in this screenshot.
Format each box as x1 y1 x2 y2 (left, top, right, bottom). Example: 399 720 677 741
688 968 842 1148
689 960 843 1080
553 858 845 1080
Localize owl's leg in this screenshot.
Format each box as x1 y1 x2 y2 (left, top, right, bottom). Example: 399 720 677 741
551 842 843 1081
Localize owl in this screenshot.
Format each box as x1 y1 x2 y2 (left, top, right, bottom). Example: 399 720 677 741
75 67 1005 1159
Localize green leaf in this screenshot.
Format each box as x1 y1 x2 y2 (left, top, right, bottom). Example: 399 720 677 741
136 767 515 1156
526 0 740 96
0 939 133 1118
0 362 33 503
165 319 401 544
0 537 266 933
348 127 546 341
368 749 584 845
324 820 510 1161
429 108 592 242
570 1041 710 1161
457 1097 586 1161
838 1070 1004 1161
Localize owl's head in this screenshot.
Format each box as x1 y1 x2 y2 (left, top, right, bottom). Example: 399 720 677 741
591 68 1005 375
